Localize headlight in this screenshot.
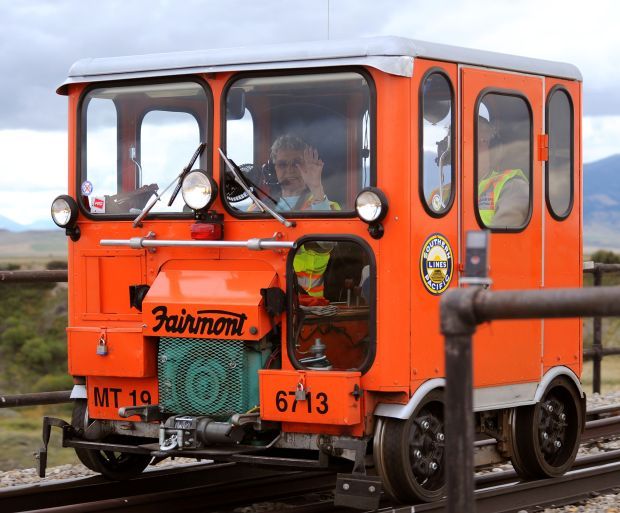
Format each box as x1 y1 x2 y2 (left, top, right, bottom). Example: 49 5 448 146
355 188 388 223
51 195 78 228
181 170 217 211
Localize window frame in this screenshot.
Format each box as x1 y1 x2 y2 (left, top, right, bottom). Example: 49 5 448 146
418 68 456 217
473 88 534 233
545 85 574 221
76 76 213 221
219 67 377 220
285 234 377 374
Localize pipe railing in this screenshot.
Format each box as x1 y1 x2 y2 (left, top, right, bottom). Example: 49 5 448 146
0 269 70 407
583 262 620 393
0 269 68 283
440 285 620 513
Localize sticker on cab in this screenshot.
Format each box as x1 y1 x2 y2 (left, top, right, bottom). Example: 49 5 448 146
91 197 105 213
420 233 453 295
80 180 93 196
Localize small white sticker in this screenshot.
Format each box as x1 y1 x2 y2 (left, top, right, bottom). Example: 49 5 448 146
81 180 93 196
91 197 105 213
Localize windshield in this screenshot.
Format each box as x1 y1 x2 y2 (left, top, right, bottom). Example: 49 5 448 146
224 71 373 215
79 81 209 216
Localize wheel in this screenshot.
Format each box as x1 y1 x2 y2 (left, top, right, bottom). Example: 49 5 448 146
373 390 445 503
509 376 583 479
71 400 152 480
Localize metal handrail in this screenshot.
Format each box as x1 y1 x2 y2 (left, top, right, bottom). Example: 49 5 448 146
440 285 620 513
583 262 620 393
0 270 67 283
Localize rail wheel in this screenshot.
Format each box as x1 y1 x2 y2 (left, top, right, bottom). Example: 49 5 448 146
71 400 152 480
373 390 445 503
509 376 583 479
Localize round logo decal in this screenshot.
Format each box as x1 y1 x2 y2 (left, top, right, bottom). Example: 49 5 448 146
420 233 453 295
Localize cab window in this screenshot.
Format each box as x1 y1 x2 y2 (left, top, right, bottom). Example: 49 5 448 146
80 81 209 216
420 71 454 215
224 72 373 215
546 88 573 219
476 93 532 230
288 239 374 372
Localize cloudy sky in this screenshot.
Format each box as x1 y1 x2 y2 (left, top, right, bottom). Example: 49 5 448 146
0 0 619 225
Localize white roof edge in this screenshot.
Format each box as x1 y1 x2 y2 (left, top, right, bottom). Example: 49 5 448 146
56 36 582 95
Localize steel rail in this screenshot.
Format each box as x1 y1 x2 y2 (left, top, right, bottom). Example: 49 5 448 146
395 457 620 513
5 467 336 513
0 463 307 513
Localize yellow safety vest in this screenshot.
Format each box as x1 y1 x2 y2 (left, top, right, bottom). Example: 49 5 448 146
478 169 527 226
293 245 331 297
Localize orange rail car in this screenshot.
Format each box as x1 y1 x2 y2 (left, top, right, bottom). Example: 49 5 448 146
43 37 583 507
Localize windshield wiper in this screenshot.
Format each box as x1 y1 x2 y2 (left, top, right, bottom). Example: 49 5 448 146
133 142 206 228
218 148 295 228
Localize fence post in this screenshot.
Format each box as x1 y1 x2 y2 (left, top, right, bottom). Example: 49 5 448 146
441 288 479 513
593 267 603 394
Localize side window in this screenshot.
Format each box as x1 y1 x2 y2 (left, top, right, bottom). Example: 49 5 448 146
546 89 573 219
421 72 454 215
476 94 531 230
288 239 374 372
85 98 118 197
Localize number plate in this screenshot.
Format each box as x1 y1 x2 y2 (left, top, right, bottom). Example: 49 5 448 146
258 370 361 425
87 376 159 420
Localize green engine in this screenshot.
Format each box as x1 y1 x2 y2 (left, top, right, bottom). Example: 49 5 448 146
158 337 268 420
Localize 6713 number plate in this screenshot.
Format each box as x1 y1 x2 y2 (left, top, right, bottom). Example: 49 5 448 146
258 370 361 425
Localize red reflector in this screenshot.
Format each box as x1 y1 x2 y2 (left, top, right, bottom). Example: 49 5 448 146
190 222 223 240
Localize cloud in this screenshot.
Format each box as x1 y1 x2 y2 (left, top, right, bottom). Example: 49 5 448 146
1 0 620 132
583 116 620 163
0 129 67 223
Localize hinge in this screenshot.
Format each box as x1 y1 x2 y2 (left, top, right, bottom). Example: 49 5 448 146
538 134 549 162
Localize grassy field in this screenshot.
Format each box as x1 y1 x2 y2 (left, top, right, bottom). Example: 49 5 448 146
0 404 79 471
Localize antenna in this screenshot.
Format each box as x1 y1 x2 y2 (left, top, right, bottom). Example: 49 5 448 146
327 0 330 40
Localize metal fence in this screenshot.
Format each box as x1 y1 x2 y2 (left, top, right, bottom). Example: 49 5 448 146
0 269 71 407
441 285 620 513
583 262 620 393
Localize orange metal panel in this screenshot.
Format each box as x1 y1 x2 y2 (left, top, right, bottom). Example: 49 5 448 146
542 78 582 376
142 259 277 340
68 327 156 377
409 59 459 385
87 376 159 420
259 369 361 425
460 67 544 387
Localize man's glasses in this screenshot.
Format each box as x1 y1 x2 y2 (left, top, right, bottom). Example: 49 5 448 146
275 158 303 170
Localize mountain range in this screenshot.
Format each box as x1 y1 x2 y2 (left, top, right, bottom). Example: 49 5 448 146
583 154 620 251
0 154 618 253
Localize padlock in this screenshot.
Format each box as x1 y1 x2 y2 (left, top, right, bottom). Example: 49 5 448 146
295 381 307 401
96 333 108 356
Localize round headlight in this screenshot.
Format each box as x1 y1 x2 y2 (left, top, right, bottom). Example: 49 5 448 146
355 188 388 223
181 170 217 210
51 195 78 228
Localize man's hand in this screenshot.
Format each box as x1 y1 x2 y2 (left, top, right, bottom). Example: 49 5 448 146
297 146 325 199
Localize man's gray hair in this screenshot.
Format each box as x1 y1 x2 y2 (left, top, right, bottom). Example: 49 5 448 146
270 134 306 160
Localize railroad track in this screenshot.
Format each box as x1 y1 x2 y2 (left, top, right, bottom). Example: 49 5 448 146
4 406 620 513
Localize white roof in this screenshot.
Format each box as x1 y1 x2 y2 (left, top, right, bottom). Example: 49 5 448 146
57 36 582 94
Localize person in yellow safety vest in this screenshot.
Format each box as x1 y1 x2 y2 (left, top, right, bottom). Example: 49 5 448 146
267 135 340 298
293 242 334 298
477 117 529 228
